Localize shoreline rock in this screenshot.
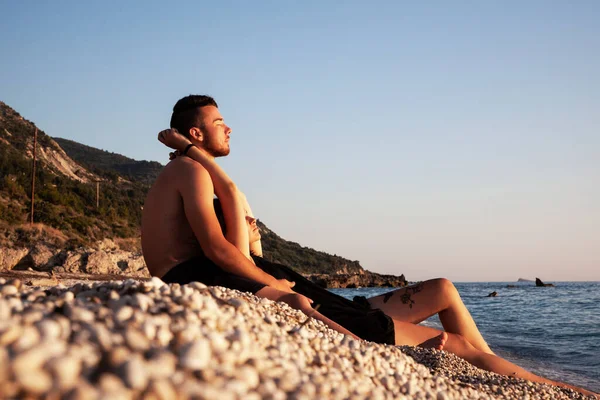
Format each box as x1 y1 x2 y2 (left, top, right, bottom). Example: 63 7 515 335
1 239 409 289
0 239 150 279
306 272 407 289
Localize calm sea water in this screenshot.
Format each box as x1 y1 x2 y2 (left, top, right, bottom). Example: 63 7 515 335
330 281 600 392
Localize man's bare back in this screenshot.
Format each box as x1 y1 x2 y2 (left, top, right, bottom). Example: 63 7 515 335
142 157 205 278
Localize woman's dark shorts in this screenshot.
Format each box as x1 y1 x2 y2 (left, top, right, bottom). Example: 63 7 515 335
162 255 266 294
252 256 395 345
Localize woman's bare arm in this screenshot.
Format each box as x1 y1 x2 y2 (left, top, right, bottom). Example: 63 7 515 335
238 191 263 257
158 129 251 259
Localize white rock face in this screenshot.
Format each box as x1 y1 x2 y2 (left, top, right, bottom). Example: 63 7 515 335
35 142 95 184
0 248 29 270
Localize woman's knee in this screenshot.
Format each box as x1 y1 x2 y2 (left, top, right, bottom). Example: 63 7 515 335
281 293 312 312
430 278 458 298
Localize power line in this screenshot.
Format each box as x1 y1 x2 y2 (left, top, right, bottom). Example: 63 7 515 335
30 127 37 224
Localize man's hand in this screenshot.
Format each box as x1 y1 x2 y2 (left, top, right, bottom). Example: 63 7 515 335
272 279 296 294
158 128 191 151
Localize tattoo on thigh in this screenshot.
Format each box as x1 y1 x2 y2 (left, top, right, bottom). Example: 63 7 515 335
383 281 424 309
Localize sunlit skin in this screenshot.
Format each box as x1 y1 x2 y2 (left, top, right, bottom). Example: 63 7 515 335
152 119 598 398
246 215 261 246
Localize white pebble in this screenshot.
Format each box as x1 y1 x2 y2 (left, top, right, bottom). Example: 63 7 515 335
0 299 11 320
47 355 81 390
15 368 52 395
179 339 212 370
0 347 8 383
12 325 40 352
148 379 177 399
36 319 62 340
122 355 148 390
124 327 150 352
236 365 259 389
115 305 134 322
187 281 207 291
0 285 18 296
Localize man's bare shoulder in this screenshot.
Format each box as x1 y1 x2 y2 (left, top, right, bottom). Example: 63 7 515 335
157 156 214 199
161 156 210 179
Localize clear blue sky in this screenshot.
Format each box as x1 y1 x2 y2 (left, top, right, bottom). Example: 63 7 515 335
1 1 598 281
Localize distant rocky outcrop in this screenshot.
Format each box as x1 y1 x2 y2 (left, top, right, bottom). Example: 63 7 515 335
517 278 534 282
306 272 407 289
535 278 555 287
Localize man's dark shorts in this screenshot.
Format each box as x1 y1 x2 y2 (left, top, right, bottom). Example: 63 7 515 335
162 254 266 294
161 254 395 345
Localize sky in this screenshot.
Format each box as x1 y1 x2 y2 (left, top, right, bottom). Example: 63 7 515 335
1 1 598 281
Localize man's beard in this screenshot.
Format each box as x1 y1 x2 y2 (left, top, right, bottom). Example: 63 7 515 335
204 142 230 157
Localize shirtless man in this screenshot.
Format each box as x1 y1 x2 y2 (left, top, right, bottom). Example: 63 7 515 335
141 95 371 341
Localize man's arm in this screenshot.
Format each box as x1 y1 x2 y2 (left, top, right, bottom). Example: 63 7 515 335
159 129 251 259
177 161 294 292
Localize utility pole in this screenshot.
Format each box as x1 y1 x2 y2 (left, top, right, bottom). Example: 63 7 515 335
96 180 100 208
30 127 37 224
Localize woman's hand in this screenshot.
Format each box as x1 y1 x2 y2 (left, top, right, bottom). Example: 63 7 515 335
272 279 297 294
158 128 191 151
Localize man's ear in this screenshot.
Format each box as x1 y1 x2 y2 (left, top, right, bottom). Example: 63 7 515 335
189 127 203 142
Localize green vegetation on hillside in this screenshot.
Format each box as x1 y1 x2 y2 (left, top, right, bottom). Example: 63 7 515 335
0 102 149 245
258 221 364 274
53 137 163 185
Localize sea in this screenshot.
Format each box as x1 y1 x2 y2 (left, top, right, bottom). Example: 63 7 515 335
330 281 600 392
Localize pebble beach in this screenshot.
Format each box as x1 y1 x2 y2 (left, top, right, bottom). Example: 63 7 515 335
0 277 594 399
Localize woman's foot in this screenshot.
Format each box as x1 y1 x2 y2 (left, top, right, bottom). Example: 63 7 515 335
418 332 448 350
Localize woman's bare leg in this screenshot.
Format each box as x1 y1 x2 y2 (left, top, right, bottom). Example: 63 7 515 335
368 278 494 354
393 320 597 397
255 287 448 350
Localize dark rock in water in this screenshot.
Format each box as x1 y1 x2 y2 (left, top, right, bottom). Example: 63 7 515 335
506 285 516 288
517 278 534 282
487 291 498 297
535 278 555 287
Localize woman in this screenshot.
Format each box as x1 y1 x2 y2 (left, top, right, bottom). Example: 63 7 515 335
158 128 596 397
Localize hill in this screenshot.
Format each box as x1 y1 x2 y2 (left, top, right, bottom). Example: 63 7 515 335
0 100 375 277
0 100 150 244
53 137 163 185
258 221 363 274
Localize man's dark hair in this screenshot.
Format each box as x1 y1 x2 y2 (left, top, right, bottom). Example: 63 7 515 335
170 95 218 138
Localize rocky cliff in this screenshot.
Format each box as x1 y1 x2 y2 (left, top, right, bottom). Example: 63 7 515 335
0 224 148 278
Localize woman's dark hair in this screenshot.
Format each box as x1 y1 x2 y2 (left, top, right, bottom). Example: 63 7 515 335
170 95 218 138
